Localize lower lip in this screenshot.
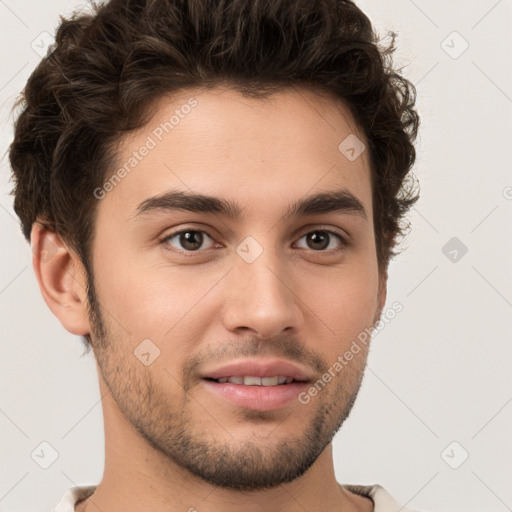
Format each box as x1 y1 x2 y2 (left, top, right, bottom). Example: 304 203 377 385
201 379 309 411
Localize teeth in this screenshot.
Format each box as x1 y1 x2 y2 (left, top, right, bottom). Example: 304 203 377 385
218 376 294 386
261 376 279 386
244 376 262 385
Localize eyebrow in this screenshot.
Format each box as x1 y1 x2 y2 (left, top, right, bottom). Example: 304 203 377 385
133 188 367 222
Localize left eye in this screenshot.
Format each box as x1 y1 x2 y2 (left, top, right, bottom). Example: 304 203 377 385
161 228 346 253
294 230 345 251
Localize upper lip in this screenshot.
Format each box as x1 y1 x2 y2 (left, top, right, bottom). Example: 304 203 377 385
201 359 313 382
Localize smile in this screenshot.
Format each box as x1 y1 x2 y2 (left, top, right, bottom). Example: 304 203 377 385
205 376 296 386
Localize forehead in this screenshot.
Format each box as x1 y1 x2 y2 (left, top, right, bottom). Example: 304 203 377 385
99 85 373 223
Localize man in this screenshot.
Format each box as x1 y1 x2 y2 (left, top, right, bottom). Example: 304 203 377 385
9 0 420 510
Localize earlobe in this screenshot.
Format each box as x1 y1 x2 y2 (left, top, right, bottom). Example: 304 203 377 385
31 222 91 336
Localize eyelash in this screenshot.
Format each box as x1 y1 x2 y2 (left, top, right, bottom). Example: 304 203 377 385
159 227 349 257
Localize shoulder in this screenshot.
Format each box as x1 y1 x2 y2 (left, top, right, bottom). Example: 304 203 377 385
51 485 96 512
342 483 424 512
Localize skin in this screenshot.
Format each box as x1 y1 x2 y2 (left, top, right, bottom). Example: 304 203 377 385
32 85 387 512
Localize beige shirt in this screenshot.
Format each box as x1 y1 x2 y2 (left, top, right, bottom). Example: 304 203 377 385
52 484 420 511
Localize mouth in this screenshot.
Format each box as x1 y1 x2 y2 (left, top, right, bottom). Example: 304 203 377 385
199 359 313 411
202 375 307 386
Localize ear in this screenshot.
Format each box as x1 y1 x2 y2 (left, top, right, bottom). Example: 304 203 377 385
30 221 91 336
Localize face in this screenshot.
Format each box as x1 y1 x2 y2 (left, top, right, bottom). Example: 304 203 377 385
86 86 386 491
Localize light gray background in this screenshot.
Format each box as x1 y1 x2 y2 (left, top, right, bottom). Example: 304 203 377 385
1 1 511 511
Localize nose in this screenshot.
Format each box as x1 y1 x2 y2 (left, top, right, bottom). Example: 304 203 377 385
221 245 304 339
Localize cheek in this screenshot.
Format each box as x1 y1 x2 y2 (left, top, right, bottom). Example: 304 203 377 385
299 262 379 346
91 237 170 337
93 246 221 344
100 273 191 338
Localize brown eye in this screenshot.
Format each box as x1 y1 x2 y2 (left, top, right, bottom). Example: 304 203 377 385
162 230 215 252
295 230 345 251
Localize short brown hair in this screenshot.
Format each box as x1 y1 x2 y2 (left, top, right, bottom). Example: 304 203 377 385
9 0 419 281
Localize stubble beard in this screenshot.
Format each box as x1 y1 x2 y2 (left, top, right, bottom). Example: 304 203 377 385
85 273 369 492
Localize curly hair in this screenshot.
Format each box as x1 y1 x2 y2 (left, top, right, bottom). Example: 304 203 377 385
9 0 419 279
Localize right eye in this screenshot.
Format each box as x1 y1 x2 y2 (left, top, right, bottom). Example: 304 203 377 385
160 229 219 253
